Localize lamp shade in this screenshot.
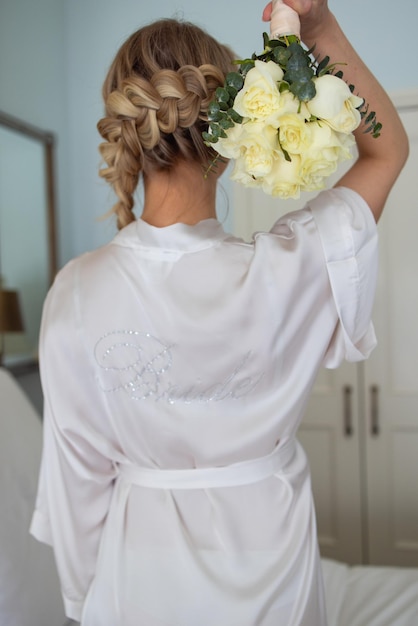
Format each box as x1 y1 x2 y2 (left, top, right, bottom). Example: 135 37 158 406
0 289 24 333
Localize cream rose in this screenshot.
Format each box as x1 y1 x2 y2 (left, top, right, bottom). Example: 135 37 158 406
326 99 362 134
232 121 280 178
214 123 245 160
261 153 302 198
306 74 363 133
230 159 263 189
233 60 284 124
278 113 310 154
276 90 300 117
300 154 338 191
299 121 355 190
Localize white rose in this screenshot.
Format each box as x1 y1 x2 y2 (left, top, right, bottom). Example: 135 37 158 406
299 121 354 190
306 74 363 133
261 153 302 198
233 120 280 178
230 158 263 188
233 60 284 124
278 113 310 154
298 100 312 121
326 100 362 134
300 154 337 191
214 123 245 160
333 130 356 159
276 89 300 116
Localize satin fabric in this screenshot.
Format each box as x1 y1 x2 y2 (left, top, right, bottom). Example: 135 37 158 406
30 187 378 625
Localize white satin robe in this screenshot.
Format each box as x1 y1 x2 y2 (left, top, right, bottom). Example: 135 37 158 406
30 187 378 626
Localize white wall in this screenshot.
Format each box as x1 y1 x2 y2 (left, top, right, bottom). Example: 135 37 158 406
2 0 418 264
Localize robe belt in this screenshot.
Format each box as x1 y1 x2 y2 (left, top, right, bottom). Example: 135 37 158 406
117 438 296 489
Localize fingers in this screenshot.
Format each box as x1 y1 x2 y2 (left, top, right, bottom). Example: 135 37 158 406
263 1 315 21
262 2 273 22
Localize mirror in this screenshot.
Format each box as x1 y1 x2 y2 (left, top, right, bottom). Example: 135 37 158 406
0 111 57 368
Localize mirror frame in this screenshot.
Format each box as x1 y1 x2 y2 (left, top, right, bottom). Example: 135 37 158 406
0 111 58 284
0 111 58 370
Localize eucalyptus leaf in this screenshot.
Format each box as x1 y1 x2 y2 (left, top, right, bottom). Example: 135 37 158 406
285 66 314 83
219 118 235 130
372 122 382 137
288 41 305 56
273 46 290 66
228 108 243 123
207 101 221 121
209 122 225 139
202 131 214 144
215 87 230 103
267 39 282 49
226 72 244 90
316 55 330 75
290 80 316 101
240 61 255 77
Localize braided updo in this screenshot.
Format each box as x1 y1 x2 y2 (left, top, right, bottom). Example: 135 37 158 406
97 19 235 229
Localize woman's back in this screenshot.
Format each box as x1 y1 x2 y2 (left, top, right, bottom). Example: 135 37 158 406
32 186 376 625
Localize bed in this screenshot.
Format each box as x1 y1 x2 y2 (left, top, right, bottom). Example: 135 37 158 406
0 366 68 626
2 365 418 626
321 553 418 625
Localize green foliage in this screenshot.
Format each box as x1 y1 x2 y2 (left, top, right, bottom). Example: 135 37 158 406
202 152 227 179
203 72 244 145
360 106 382 138
283 41 315 101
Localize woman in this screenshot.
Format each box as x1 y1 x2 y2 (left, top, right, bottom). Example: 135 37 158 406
30 1 408 625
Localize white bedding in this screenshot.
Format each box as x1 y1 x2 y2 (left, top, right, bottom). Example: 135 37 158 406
322 557 418 626
0 367 66 626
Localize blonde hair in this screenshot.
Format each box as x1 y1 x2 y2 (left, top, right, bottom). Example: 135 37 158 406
97 19 235 229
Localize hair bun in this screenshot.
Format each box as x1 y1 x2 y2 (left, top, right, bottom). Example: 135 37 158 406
97 18 234 229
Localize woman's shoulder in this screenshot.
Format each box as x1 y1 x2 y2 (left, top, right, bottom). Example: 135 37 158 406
44 242 114 313
53 234 123 285
255 187 376 248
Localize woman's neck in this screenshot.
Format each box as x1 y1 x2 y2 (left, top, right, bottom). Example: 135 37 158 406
141 160 221 227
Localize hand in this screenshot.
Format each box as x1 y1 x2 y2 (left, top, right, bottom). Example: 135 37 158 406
262 1 331 43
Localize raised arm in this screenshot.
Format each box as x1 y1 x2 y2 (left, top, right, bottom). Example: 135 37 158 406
263 1 409 222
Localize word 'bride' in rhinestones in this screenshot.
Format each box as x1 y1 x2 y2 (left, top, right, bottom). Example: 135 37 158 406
94 330 264 404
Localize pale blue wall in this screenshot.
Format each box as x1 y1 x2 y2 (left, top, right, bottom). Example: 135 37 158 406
1 0 418 263
0 0 71 263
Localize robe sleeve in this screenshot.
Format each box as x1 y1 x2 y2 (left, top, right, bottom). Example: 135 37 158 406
30 259 118 622
308 186 379 367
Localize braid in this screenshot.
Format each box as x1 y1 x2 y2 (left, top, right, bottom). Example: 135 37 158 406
97 19 235 229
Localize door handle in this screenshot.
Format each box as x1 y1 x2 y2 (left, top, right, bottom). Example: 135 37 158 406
343 385 353 436
370 384 380 436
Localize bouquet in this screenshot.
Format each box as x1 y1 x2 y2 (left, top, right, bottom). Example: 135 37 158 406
203 0 381 199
